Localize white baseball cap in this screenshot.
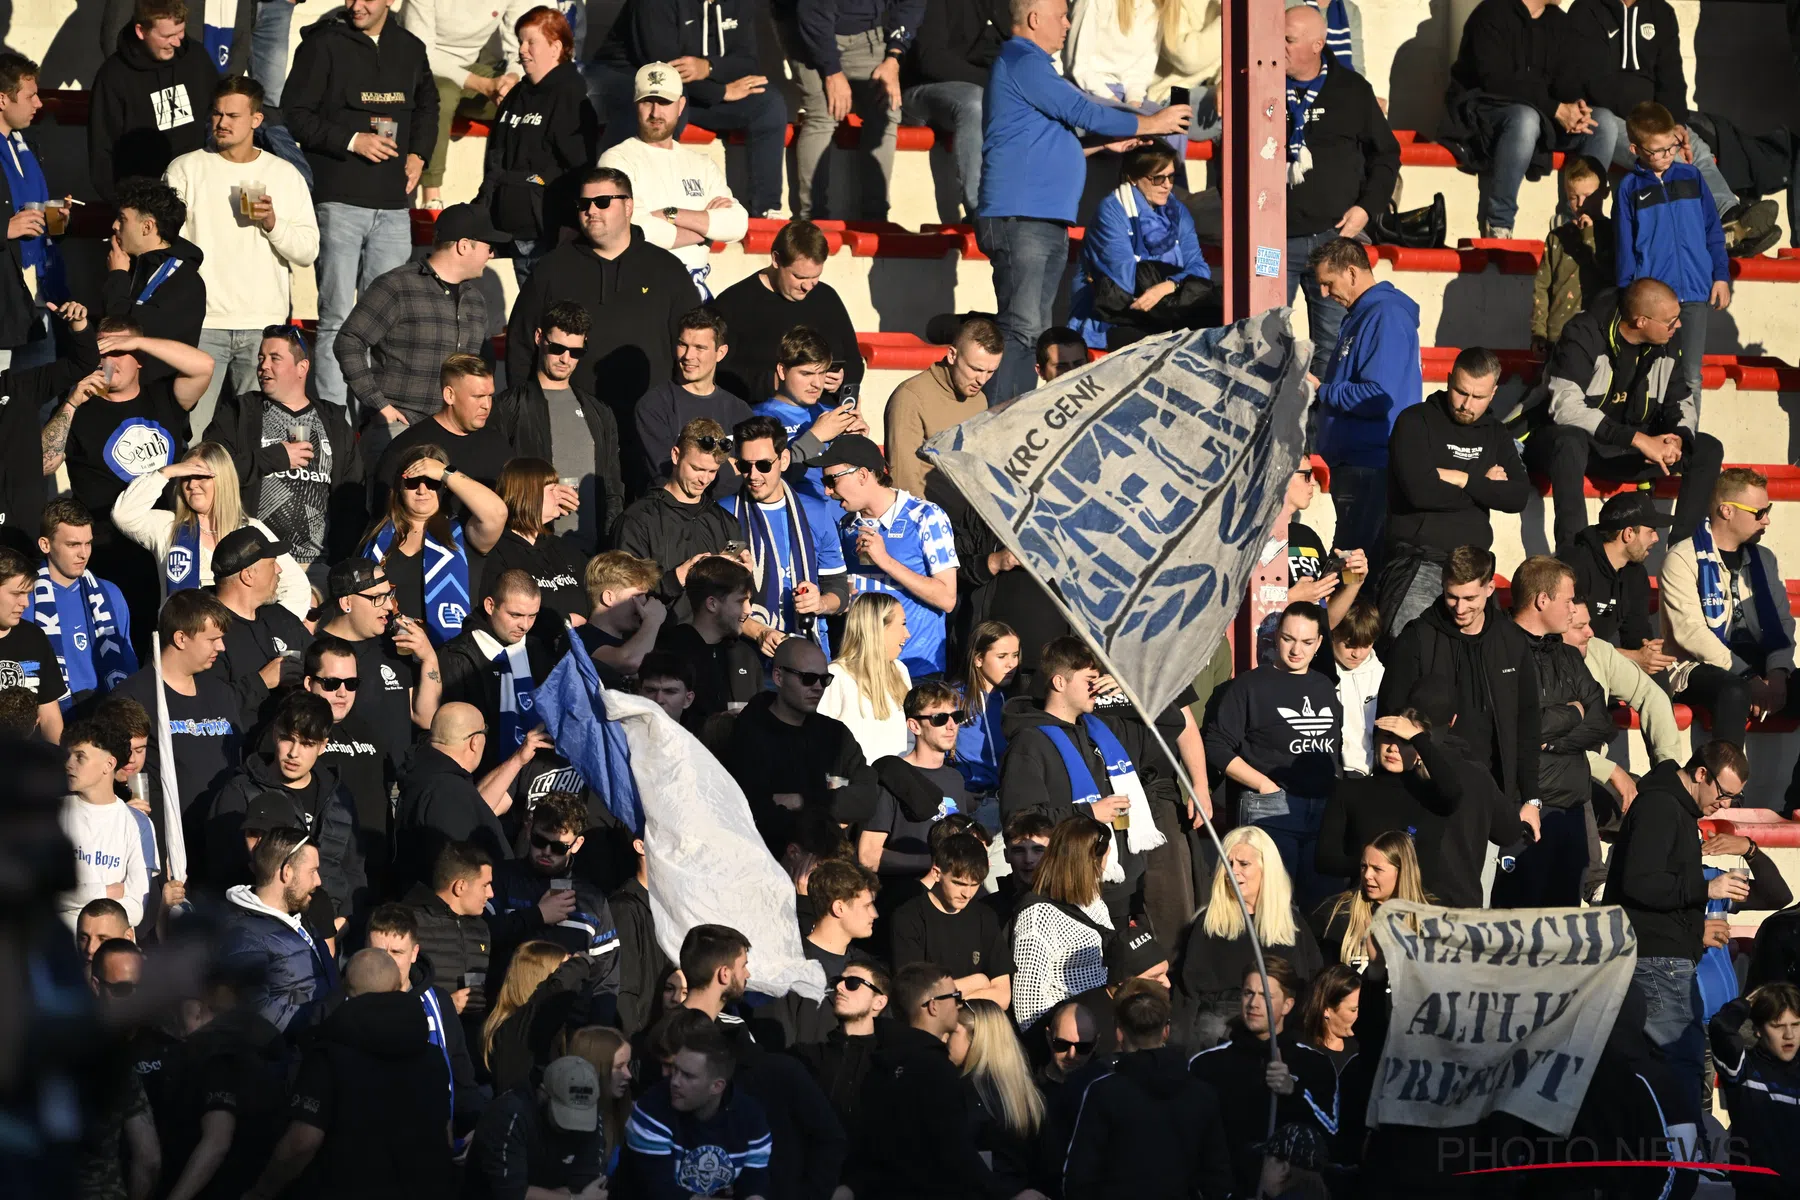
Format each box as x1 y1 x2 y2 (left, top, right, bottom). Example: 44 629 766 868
634 62 683 103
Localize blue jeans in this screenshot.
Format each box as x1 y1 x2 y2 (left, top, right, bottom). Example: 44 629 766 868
686 87 791 218
976 216 1068 405
511 238 547 292
1286 228 1347 377
195 329 265 438
903 80 984 222
255 121 313 190
1480 103 1621 232
1240 789 1335 910
313 204 413 414
1322 461 1388 579
1635 956 1705 1124
1677 299 1710 416
251 0 294 105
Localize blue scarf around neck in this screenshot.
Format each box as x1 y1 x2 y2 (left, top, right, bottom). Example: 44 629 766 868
167 520 203 593
365 519 470 646
733 487 824 653
28 565 138 699
1692 520 1786 662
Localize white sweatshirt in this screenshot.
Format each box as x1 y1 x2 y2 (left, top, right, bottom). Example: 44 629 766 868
61 795 149 929
401 0 535 82
1336 650 1385 776
165 146 320 331
112 469 312 618
817 661 913 765
598 138 750 288
1065 0 1161 106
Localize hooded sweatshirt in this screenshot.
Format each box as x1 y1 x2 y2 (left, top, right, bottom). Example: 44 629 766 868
480 61 600 242
88 27 219 201
289 990 454 1198
283 9 438 210
99 235 208 369
1385 388 1530 555
1602 759 1707 960
1314 281 1422 468
1560 526 1654 649
612 485 741 607
394 742 511 893
1061 1045 1236 1200
1567 0 1689 122
218 883 338 1035
206 753 367 914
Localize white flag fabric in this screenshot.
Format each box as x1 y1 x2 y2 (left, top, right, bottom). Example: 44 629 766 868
921 311 1311 718
1368 900 1638 1136
150 635 187 884
601 688 826 1002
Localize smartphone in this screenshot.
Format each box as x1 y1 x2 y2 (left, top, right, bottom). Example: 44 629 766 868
1319 553 1347 579
1170 85 1190 108
723 539 749 556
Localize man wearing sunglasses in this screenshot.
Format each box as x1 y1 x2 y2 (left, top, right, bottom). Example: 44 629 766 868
1660 466 1800 749
505 166 701 470
859 681 970 887
305 634 393 892
1530 276 1723 550
315 559 443 780
614 417 743 610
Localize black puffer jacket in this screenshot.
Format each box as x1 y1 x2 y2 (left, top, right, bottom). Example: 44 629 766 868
1523 628 1613 809
207 754 368 914
88 26 218 200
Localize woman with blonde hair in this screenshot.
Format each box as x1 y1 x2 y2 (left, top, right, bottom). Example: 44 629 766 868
556 1024 633 1173
1313 830 1431 969
360 442 507 647
819 591 913 761
479 456 590 628
961 997 1044 1189
481 939 568 1074
1173 825 1322 1047
1065 0 1179 108
112 441 311 615
1011 816 1116 1029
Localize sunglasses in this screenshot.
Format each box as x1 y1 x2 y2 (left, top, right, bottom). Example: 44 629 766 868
1295 467 1314 481
781 669 832 688
692 435 733 454
1142 170 1177 184
914 710 967 726
576 194 628 210
1050 1037 1096 1054
822 466 863 487
543 339 584 358
836 975 883 995
261 323 309 352
530 831 577 854
926 989 964 1008
734 457 779 475
97 978 137 998
1725 501 1772 520
403 476 445 492
313 676 360 693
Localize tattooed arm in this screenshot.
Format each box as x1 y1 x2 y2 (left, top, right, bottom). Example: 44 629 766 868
41 373 102 475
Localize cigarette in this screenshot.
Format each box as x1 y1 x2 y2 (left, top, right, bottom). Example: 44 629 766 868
66 198 86 206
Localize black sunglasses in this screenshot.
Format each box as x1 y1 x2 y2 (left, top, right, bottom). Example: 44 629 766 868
1049 1037 1095 1054
576 194 628 210
530 831 577 854
543 338 584 358
836 975 883 995
734 457 779 475
403 476 444 492
780 668 832 688
915 710 967 727
1295 467 1314 481
313 676 360 693
262 323 309 352
692 435 733 454
926 989 964 1008
97 978 137 998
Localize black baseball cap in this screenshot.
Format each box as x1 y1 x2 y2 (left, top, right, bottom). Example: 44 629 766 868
213 526 289 577
1107 919 1169 981
326 558 384 602
1597 491 1675 533
432 202 513 246
1253 1122 1329 1171
816 434 887 476
243 789 301 834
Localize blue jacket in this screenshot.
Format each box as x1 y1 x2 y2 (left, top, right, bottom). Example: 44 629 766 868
1615 160 1728 304
219 885 338 1036
1069 184 1210 349
621 1079 773 1199
979 38 1140 223
1315 280 1421 467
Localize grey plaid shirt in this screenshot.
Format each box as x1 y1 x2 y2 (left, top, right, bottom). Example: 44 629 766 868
335 259 489 422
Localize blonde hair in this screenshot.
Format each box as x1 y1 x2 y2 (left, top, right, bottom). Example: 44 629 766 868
1115 0 1177 44
1325 831 1431 966
834 593 909 721
1201 826 1299 945
174 443 245 538
960 998 1045 1139
557 1025 632 1158
482 940 566 1064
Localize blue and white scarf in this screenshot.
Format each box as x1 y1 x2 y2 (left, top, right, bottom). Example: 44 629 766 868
365 520 471 646
135 255 185 305
166 520 203 593
733 488 825 653
1693 520 1786 664
1321 0 1355 70
28 565 137 697
475 628 538 754
1285 59 1329 185
419 986 457 1123
1038 713 1163 882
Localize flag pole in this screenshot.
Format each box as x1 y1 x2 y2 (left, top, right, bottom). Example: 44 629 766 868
150 633 186 890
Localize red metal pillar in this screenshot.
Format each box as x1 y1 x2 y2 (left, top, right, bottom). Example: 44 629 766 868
1223 0 1290 672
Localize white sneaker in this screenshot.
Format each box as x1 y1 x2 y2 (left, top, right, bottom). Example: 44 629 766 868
1481 223 1513 240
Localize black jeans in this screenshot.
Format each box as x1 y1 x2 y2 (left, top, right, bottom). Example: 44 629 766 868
1523 425 1724 550
1490 802 1588 908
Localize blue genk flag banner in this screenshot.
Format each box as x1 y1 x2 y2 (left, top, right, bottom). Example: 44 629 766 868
533 632 644 835
921 311 1311 718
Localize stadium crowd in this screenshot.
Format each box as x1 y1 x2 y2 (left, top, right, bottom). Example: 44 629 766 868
3 0 1800 1196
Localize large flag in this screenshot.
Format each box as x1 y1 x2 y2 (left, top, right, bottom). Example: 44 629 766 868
534 637 827 1002
921 311 1311 718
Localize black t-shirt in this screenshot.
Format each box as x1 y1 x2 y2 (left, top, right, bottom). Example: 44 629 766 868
216 604 311 721
326 635 419 772
376 418 515 491
1288 519 1326 584
655 621 760 729
384 543 427 627
66 382 187 521
113 667 244 817
869 763 970 875
887 892 1014 982
321 708 390 845
480 531 589 631
0 619 69 705
576 624 629 690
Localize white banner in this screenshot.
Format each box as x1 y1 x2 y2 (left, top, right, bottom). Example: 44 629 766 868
1368 901 1638 1136
921 311 1311 718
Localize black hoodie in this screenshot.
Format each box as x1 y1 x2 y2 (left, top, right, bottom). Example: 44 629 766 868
206 753 368 914
1568 0 1689 121
88 28 218 201
283 9 438 210
612 485 743 606
1378 597 1541 804
480 60 600 241
723 691 877 850
395 742 511 893
1446 0 1584 128
1559 526 1654 649
1385 389 1531 556
1061 1044 1236 1200
847 1023 1015 1200
1602 759 1706 960
288 990 454 1198
1187 1026 1340 1198
99 235 207 385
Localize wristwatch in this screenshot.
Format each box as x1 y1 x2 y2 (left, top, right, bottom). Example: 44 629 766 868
442 464 459 479
662 206 678 220
1525 798 1543 809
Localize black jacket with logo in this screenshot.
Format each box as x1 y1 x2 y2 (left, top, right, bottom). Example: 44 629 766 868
479 61 599 241
1544 293 1694 450
1287 62 1401 237
1523 628 1613 809
89 27 218 201
1568 0 1688 121
1385 389 1530 555
284 10 438 209
1560 526 1654 649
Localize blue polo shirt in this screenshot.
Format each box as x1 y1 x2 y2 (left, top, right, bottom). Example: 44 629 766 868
979 37 1141 223
838 490 959 677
